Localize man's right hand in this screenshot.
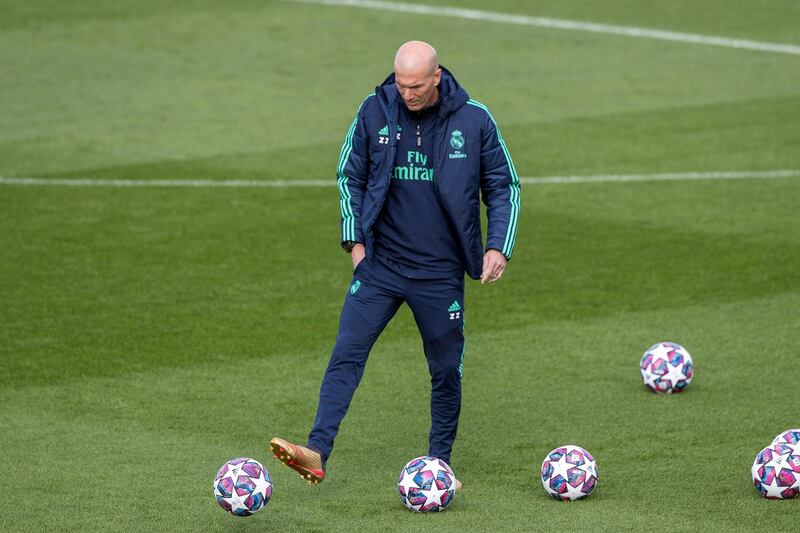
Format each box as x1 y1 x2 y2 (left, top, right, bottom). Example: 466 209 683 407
351 243 366 270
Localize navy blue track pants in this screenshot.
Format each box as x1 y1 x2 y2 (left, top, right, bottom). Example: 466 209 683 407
307 258 465 465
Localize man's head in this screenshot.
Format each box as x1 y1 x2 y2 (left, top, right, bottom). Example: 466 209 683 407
394 41 441 112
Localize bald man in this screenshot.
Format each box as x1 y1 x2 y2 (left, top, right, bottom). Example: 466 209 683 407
271 41 520 489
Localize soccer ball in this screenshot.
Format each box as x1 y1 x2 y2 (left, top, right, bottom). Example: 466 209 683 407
639 342 694 394
540 445 598 501
751 443 800 499
772 429 800 447
213 457 272 516
397 456 456 512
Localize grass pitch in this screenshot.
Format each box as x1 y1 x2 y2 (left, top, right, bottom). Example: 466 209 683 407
1 1 799 531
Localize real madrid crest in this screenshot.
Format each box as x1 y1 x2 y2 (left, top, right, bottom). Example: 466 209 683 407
448 129 467 159
449 130 465 150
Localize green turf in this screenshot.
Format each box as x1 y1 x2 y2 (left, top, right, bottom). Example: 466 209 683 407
1 1 799 531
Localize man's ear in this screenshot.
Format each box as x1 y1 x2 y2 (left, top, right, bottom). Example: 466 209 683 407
434 67 442 86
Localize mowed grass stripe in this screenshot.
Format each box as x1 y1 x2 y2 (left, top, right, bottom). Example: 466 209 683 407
2 290 798 530
2 177 798 385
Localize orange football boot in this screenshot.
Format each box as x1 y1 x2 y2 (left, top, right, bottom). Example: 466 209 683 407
270 437 326 485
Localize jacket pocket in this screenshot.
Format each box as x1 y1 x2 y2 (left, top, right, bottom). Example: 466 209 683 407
353 257 367 275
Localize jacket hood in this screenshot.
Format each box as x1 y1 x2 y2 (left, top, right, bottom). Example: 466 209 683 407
376 65 470 120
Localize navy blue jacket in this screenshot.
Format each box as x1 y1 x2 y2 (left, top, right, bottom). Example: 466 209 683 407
336 67 521 280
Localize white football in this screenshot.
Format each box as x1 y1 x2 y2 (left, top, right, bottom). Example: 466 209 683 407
640 342 694 394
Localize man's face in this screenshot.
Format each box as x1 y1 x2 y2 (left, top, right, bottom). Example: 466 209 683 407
395 66 441 112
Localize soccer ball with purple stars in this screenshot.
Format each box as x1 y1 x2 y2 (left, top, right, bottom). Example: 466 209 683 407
772 428 800 447
213 457 272 516
751 443 800 499
639 341 694 394
397 456 457 512
540 445 598 501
